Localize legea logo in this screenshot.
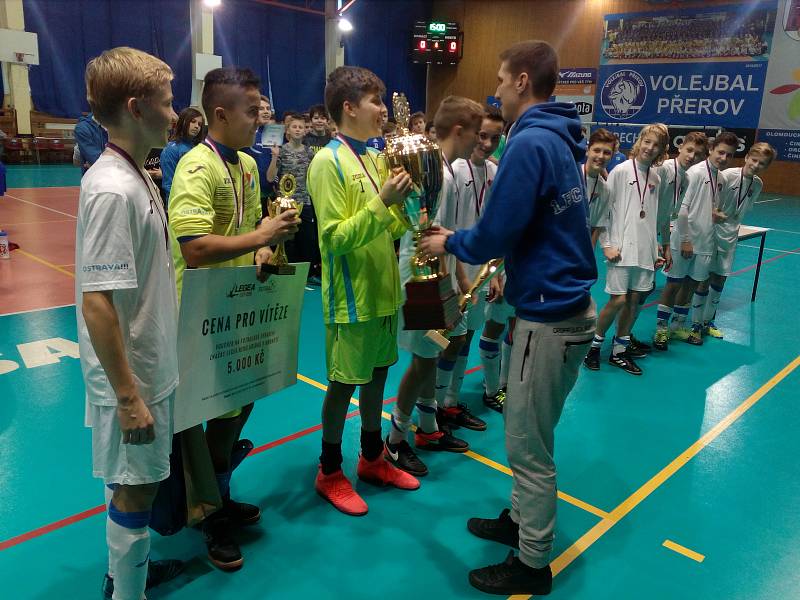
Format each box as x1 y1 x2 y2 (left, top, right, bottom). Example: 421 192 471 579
601 70 647 120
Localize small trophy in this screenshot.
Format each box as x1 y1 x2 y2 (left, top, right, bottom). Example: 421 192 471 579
263 174 299 275
380 92 460 330
425 259 505 349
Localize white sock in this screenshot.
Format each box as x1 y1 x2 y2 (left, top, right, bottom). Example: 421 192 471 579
479 336 501 396
704 284 723 323
671 304 690 329
435 358 456 406
415 396 438 433
105 486 115 579
444 350 469 408
107 502 151 600
499 332 512 390
388 405 412 445
691 290 708 327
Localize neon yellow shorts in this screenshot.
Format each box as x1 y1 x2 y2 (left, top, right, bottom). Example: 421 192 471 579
325 314 399 384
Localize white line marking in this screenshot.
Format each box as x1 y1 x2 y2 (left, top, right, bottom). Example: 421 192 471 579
0 303 76 318
755 197 784 204
738 244 800 256
768 228 800 235
5 219 76 227
4 193 77 219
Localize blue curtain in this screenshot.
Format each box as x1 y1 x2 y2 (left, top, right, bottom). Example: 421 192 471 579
213 0 326 116
343 0 431 115
24 0 193 118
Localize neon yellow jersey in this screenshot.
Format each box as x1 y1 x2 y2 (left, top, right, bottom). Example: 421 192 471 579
307 139 409 324
168 143 262 300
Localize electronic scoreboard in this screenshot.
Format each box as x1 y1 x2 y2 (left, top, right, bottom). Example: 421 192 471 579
411 21 462 65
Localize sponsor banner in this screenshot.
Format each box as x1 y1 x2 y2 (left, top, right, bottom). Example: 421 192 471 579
595 63 769 127
486 95 501 108
555 95 594 123
558 67 597 85
597 2 776 128
757 0 800 161
758 128 800 161
593 123 756 156
173 264 309 432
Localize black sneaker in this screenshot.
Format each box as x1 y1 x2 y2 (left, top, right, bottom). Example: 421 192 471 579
414 428 469 452
609 351 643 375
629 335 652 354
222 495 261 527
385 436 428 477
623 343 647 359
437 404 487 431
583 346 600 370
482 389 505 413
468 550 553 596
202 514 243 571
101 559 185 599
467 508 519 548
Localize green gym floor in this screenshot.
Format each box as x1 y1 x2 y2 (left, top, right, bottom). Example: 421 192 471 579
1 164 799 599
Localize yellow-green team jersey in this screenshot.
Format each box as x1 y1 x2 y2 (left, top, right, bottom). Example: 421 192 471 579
307 138 408 325
168 142 261 300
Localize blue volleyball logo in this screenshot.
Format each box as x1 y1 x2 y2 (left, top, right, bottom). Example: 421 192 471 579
601 70 647 120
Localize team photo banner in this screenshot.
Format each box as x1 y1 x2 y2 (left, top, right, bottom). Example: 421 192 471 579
174 263 309 432
595 3 777 128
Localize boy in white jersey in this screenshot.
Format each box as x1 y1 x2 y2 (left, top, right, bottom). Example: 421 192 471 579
650 131 708 350
387 96 485 477
692 142 775 339
585 124 668 376
446 107 506 413
669 132 738 346
77 47 184 600
583 128 615 248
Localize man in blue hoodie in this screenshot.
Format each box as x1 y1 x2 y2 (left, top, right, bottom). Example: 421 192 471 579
420 40 597 596
74 112 108 175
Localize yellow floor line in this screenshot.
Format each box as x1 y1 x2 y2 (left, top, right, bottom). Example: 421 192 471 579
511 353 800 596
15 249 75 278
663 540 705 563
294 372 608 520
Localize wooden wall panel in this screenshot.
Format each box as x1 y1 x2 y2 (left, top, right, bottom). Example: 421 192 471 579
427 0 798 195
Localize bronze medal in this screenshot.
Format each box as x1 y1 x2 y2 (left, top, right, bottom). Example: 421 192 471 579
639 210 646 219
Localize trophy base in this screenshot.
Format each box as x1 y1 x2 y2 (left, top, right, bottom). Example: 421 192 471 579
424 329 451 351
262 263 296 275
403 277 461 330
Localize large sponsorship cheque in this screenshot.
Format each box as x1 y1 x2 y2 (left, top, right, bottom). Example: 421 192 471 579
595 3 775 131
174 263 309 432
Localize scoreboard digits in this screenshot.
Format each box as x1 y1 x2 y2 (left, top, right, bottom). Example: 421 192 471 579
412 21 462 65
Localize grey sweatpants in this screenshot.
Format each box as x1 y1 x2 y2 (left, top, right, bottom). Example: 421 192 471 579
505 300 596 568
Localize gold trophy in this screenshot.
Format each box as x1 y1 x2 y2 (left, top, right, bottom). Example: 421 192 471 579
264 174 299 275
380 92 460 330
425 259 505 349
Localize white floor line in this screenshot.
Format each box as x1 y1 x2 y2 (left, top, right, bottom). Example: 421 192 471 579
738 244 800 255
5 219 76 227
4 193 77 219
767 228 800 235
0 303 76 318
755 197 784 204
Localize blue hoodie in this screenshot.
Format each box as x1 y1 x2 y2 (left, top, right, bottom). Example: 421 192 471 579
445 102 597 322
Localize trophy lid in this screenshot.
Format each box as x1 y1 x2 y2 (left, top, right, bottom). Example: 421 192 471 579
278 174 296 198
393 92 411 133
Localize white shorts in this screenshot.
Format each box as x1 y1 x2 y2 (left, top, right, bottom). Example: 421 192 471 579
89 393 174 486
710 247 735 277
605 265 654 295
484 297 516 324
667 251 712 282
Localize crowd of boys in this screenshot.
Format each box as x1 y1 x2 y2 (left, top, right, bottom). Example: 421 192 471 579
75 41 775 599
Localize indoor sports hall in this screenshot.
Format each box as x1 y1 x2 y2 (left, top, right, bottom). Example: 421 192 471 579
1 1 799 599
